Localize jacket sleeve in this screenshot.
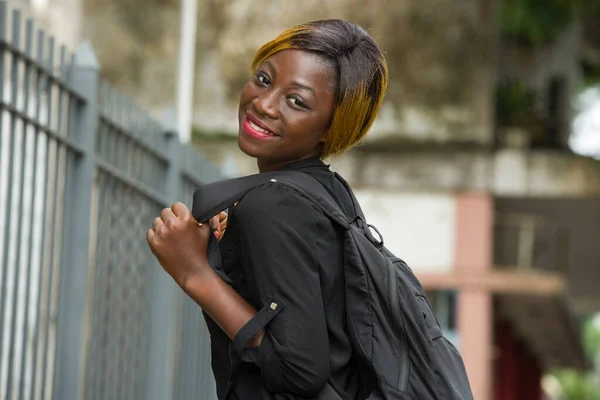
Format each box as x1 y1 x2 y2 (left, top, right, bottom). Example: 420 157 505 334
231 182 331 396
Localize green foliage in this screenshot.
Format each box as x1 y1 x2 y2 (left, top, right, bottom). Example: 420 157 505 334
500 0 600 46
552 316 600 400
495 81 537 127
553 369 600 400
501 0 576 46
584 316 600 358
500 0 600 89
582 62 600 88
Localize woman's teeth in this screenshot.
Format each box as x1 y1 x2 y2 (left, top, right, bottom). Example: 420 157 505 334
249 120 272 135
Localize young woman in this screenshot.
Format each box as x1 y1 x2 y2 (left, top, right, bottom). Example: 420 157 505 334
146 19 388 399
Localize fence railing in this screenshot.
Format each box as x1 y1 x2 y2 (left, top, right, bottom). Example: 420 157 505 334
0 2 222 399
493 212 569 274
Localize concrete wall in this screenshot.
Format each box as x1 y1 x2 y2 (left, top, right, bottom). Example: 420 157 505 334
194 140 600 196
354 191 457 273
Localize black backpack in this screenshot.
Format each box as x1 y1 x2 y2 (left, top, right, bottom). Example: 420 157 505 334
192 170 474 400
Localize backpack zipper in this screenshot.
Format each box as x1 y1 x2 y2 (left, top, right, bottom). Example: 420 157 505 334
386 258 410 391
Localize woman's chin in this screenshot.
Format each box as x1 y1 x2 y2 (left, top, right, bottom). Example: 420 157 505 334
237 133 258 158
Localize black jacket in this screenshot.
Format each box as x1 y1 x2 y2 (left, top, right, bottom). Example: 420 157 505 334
204 158 360 400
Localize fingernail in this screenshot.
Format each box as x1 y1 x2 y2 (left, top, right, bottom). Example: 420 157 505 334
214 232 220 239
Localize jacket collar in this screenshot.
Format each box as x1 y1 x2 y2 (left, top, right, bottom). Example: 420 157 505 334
276 158 329 172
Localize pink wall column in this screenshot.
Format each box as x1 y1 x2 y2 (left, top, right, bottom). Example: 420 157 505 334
455 193 494 400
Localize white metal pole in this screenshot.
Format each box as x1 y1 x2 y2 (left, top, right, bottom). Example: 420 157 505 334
176 0 198 143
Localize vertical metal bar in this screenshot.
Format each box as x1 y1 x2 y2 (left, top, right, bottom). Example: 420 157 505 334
131 121 141 184
174 298 186 399
125 194 137 400
100 179 116 399
17 19 36 400
145 127 181 400
40 142 59 400
180 302 188 400
197 309 205 398
4 6 24 393
90 171 112 400
43 45 67 400
103 141 115 398
110 190 124 400
125 101 133 176
108 90 117 166
141 148 148 189
89 82 106 400
5 9 28 398
191 303 198 398
118 94 126 171
113 93 121 169
96 171 113 399
119 190 132 400
134 239 149 400
198 317 206 398
51 41 100 400
40 35 56 400
56 46 66 134
131 240 144 400
97 82 107 161
85 171 100 400
0 1 7 190
29 27 47 400
0 9 21 395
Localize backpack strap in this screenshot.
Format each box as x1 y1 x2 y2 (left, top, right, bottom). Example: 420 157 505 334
268 171 350 230
191 170 349 229
333 172 369 221
191 169 390 247
192 172 275 222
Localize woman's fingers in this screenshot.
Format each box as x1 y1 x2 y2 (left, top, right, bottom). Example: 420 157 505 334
209 215 220 231
152 217 163 232
160 207 176 223
171 202 190 217
208 212 229 241
218 212 228 232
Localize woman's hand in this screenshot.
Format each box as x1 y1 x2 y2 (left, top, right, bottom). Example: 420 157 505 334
146 203 260 348
209 211 228 241
146 202 214 289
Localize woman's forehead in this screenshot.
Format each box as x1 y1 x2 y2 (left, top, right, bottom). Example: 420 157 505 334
261 49 335 93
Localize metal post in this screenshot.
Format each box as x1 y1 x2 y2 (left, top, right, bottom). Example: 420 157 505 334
52 41 99 400
176 0 197 143
144 110 183 400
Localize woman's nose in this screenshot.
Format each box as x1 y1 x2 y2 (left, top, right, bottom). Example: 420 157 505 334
252 92 279 119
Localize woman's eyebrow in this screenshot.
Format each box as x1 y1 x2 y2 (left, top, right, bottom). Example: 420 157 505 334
262 60 277 79
290 81 316 98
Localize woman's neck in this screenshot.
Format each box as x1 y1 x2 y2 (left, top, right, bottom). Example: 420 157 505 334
256 154 321 173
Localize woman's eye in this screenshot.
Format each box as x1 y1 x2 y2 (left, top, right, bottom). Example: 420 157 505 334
256 73 270 86
287 97 308 109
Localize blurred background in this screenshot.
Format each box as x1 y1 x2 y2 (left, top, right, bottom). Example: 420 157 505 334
0 0 600 399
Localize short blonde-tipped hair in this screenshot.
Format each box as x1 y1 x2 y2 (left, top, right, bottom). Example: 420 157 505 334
251 20 389 158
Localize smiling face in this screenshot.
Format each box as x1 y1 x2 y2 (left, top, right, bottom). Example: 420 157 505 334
237 49 337 172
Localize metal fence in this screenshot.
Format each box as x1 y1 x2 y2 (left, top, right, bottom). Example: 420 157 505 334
0 2 222 399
